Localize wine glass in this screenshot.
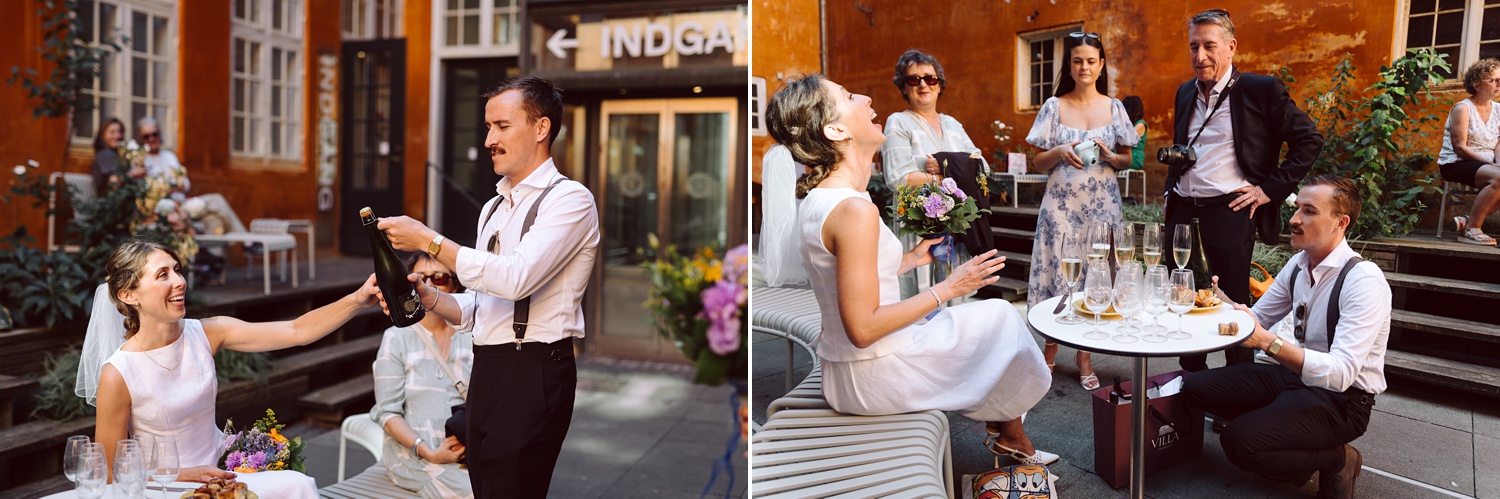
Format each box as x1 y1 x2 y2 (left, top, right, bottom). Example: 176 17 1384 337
75 451 107 499
1172 224 1192 270
1056 232 1086 325
1168 269 1196 340
1114 222 1136 264
115 446 147 498
1141 265 1171 341
1142 223 1163 267
1087 220 1111 263
148 437 179 499
1082 260 1113 340
1112 266 1143 342
1118 260 1144 327
64 435 89 485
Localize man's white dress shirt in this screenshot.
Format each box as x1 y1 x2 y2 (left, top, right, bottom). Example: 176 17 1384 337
1176 64 1252 198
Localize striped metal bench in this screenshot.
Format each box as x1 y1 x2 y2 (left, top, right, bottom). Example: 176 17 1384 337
319 415 419 498
750 286 823 392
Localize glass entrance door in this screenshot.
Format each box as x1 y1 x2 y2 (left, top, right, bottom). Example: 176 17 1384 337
593 98 739 361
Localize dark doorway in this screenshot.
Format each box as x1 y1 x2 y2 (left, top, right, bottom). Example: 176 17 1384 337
339 39 406 255
438 58 516 245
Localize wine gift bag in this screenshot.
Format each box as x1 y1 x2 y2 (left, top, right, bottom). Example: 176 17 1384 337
1091 370 1204 489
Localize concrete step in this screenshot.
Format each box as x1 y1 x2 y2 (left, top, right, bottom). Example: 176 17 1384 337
993 227 1036 242
980 276 1029 301
1385 349 1500 397
1385 272 1500 301
1390 310 1500 344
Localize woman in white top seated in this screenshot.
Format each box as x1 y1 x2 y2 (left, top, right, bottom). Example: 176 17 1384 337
1439 58 1500 245
762 74 1056 465
80 239 381 497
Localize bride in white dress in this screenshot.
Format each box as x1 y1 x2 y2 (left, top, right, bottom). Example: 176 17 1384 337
77 239 381 497
762 74 1057 465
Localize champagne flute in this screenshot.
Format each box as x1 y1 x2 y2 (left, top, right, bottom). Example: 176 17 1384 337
64 435 89 485
1112 266 1143 342
1056 232 1086 325
1087 220 1111 263
1141 266 1171 342
1082 260 1113 340
1114 222 1136 263
75 451 107 499
1142 223 1163 267
1118 260 1144 326
1168 269 1196 340
115 446 146 498
1172 224 1192 270
149 437 179 499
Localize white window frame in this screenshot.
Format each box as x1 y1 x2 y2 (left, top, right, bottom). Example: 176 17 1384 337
343 0 403 40
435 0 520 58
1016 26 1077 112
231 0 304 161
1395 0 1499 86
72 0 176 148
750 76 767 136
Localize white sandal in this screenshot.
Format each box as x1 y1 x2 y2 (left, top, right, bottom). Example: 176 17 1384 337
1459 228 1497 246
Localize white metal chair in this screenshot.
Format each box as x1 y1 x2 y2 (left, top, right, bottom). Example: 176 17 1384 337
337 414 385 482
1436 180 1480 239
993 172 1049 208
46 172 95 252
1118 168 1147 202
193 193 299 294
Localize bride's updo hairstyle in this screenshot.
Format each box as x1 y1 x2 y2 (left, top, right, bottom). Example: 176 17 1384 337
765 74 844 199
104 239 179 338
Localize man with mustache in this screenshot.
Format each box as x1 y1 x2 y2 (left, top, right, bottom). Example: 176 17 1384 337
375 76 600 498
1183 175 1389 499
1162 9 1323 372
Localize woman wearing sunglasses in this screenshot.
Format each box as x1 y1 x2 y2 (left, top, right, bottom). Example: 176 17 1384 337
1025 32 1140 391
881 49 991 298
370 252 475 498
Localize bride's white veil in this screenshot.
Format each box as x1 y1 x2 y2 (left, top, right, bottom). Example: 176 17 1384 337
77 282 127 406
757 144 807 287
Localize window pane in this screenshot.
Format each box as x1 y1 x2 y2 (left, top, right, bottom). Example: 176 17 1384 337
131 102 147 132
1482 41 1500 62
1435 11 1465 46
272 48 282 80
153 106 168 131
132 57 148 97
286 51 298 81
250 42 261 75
286 124 297 157
271 122 281 155
233 79 245 111
447 0 458 10
249 118 259 152
494 13 511 44
273 0 283 30
101 4 118 42
1436 45 1461 79
288 88 299 114
100 97 117 123
445 16 458 45
1407 15 1435 48
495 0 512 8
79 1 96 44
233 117 245 150
250 0 260 23
233 39 245 73
250 81 260 113
1485 7 1500 41
100 53 116 92
463 14 479 45
153 62 168 100
1438 0 1465 10
153 16 169 56
342 0 353 34
132 11 148 52
464 0 478 9
271 86 282 117
75 103 96 138
235 0 247 20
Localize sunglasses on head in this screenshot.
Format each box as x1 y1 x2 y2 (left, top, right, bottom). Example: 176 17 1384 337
421 272 453 287
1069 32 1101 39
142 132 160 140
903 75 941 87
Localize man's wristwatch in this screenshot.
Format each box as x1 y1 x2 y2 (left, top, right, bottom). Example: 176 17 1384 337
427 235 445 256
1265 337 1284 356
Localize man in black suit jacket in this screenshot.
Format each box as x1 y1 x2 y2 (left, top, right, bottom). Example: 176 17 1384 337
1164 9 1323 372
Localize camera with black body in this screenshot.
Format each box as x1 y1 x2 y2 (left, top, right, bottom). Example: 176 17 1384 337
1157 144 1197 170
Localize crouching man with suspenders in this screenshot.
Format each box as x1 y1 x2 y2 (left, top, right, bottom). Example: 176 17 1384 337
377 76 600 498
1182 174 1390 499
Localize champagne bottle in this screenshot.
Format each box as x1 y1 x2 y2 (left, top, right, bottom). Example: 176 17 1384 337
1187 218 1213 290
361 207 426 327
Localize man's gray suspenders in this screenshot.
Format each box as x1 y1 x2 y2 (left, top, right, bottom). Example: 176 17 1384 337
479 177 566 350
1286 256 1364 349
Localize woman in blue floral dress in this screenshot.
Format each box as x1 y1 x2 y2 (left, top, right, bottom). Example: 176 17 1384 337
1025 33 1139 391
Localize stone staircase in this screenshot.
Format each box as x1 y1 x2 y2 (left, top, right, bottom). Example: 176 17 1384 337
980 205 1500 398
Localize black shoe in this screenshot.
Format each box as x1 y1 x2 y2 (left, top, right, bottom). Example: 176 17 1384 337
1317 444 1361 499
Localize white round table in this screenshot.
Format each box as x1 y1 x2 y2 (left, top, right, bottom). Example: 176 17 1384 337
1027 293 1253 499
43 481 202 498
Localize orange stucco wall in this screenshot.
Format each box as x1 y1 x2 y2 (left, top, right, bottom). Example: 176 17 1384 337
751 0 824 185
803 0 1442 200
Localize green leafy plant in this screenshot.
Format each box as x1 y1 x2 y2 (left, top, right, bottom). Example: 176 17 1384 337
0 227 91 329
215 350 272 385
1279 49 1454 240
1121 203 1165 224
1250 242 1294 281
7 0 128 167
32 349 95 422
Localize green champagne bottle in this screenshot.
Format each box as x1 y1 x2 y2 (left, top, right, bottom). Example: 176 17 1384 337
1187 218 1214 290
361 207 426 327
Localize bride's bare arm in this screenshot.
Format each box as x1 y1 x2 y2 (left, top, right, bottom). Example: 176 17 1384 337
94 365 131 483
826 198 1005 348
203 274 381 354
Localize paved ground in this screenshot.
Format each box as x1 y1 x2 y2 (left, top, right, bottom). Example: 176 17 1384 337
752 300 1500 499
296 355 747 498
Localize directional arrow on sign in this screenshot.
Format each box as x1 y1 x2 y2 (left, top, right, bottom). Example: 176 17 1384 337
547 29 578 59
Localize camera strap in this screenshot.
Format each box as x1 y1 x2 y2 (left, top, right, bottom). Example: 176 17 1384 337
1185 70 1241 151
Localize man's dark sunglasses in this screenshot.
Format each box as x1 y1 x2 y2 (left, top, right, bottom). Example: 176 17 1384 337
142 132 161 140
903 75 941 87
1293 302 1307 342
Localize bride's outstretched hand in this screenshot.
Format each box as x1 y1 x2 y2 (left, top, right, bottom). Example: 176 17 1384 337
939 250 1005 298
178 465 235 483
355 273 382 309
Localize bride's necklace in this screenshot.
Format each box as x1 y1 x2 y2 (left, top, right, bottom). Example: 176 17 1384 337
132 337 180 371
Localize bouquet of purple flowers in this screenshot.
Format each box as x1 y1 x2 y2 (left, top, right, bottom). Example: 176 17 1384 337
641 235 749 386
887 177 988 237
217 409 306 474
